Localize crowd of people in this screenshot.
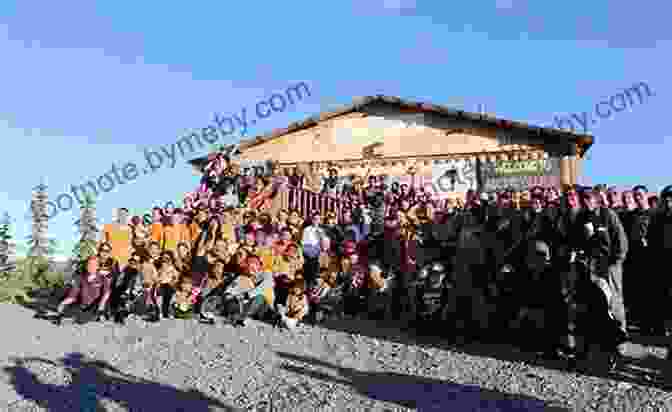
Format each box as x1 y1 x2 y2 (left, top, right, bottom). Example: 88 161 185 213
35 150 672 372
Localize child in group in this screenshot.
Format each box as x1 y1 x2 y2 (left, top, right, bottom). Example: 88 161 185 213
309 265 347 322
340 251 367 317
271 247 294 307
131 216 151 256
171 276 195 319
275 278 308 330
365 262 395 320
175 241 192 275
158 251 180 316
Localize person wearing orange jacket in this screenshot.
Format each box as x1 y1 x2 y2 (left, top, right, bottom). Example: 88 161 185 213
102 208 132 271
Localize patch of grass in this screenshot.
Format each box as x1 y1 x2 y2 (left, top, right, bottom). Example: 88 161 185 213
0 257 66 304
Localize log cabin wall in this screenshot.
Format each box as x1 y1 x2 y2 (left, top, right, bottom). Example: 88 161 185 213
234 100 588 191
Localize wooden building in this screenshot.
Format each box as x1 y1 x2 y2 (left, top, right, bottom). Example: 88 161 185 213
190 95 594 200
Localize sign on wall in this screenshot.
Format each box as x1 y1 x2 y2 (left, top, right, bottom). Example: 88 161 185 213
431 158 478 199
481 157 561 191
494 159 545 177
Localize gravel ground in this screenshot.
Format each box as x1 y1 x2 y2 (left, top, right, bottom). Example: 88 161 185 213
1 302 672 411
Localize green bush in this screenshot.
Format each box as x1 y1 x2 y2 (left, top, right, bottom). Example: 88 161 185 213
0 257 66 304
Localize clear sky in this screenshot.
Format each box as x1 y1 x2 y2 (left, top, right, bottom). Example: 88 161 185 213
1 1 669 257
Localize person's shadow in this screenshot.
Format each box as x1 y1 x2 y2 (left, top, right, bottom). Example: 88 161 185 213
2 352 240 411
275 351 570 411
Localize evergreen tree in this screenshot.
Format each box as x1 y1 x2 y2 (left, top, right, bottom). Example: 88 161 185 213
27 183 51 258
71 192 99 274
0 212 12 242
0 212 13 268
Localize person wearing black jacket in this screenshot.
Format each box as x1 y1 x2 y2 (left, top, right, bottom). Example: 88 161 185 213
507 240 565 358
576 191 629 346
624 185 653 331
109 252 145 324
646 185 672 337
521 194 556 247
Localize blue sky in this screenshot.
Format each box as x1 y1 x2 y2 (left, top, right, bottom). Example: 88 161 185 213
1 1 669 256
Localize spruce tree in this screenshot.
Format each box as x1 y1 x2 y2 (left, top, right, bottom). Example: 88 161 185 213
27 183 51 258
0 212 15 270
71 193 99 275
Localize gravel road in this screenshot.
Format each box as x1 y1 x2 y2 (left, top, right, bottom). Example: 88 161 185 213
1 302 672 411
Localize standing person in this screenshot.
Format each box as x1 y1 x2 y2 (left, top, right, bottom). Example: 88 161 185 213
302 210 327 289
96 243 121 313
625 185 653 331
102 207 133 271
323 211 344 248
508 240 565 358
154 251 181 319
41 256 113 325
366 180 386 237
161 210 188 254
577 191 629 346
339 209 362 244
150 207 165 244
321 168 341 197
646 186 672 338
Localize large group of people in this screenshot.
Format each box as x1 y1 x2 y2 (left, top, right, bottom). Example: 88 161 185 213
35 150 672 372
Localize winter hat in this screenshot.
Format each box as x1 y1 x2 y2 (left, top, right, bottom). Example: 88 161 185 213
661 185 672 200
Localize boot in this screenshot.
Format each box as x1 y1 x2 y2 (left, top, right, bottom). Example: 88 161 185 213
199 312 216 325
113 311 126 325
51 312 63 326
145 306 160 322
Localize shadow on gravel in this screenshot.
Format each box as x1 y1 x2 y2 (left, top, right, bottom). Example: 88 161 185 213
17 287 114 326
314 318 672 392
16 286 66 314
275 351 570 411
2 352 240 412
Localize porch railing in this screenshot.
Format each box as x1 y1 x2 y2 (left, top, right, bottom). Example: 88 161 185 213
278 186 350 221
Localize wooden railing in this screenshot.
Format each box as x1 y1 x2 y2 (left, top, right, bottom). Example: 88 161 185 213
278 186 351 220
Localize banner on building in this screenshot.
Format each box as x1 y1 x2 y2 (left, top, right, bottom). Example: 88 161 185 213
481 157 561 192
494 159 545 177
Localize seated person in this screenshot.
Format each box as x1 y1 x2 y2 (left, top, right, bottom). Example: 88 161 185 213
197 259 233 324
97 242 121 289
365 262 395 319
40 255 112 325
271 248 296 306
171 276 196 319
220 255 275 326
340 253 367 317
275 278 309 330
109 252 145 324
309 266 348 321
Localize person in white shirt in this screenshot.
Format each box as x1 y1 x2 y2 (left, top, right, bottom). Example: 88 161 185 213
302 210 327 288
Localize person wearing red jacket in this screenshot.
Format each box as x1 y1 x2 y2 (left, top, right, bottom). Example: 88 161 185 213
41 255 113 325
